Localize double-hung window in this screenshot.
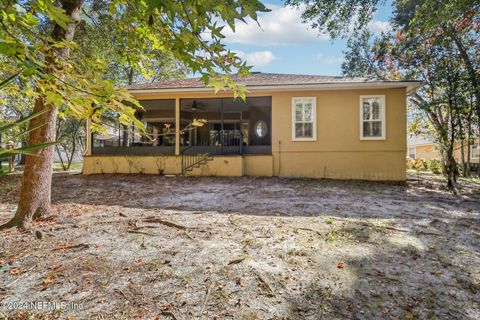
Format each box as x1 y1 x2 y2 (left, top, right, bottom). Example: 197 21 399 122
360 95 386 140
292 97 316 141
471 143 479 159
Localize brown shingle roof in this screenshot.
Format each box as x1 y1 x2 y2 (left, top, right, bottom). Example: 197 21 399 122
126 72 421 90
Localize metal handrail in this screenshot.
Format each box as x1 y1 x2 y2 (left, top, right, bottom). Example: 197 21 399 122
180 131 243 174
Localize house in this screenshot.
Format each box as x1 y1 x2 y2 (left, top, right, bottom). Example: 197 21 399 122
407 135 441 160
83 73 422 181
407 134 479 163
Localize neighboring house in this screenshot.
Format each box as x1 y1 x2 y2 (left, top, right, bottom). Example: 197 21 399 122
83 73 422 181
407 134 479 163
407 135 441 160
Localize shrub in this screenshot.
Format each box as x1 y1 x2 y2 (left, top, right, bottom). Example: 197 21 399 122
428 159 442 174
414 158 428 171
406 157 416 169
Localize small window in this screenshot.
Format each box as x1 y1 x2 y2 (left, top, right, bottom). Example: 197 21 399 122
360 95 386 140
292 97 316 141
408 147 416 159
255 120 268 138
471 143 479 159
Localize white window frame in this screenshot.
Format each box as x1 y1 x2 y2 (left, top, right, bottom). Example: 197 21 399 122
292 97 317 141
471 143 479 159
408 147 416 159
359 95 386 140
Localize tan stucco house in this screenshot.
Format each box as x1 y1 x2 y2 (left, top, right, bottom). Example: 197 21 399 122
83 73 422 181
407 134 479 163
407 135 441 160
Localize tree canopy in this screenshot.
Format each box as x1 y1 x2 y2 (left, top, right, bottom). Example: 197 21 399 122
0 0 268 229
293 0 479 187
0 0 268 132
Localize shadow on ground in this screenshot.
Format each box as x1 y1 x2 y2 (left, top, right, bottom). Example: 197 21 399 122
286 217 480 319
1 172 479 221
0 173 479 319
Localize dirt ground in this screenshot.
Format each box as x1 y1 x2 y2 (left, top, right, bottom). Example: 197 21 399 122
0 173 479 320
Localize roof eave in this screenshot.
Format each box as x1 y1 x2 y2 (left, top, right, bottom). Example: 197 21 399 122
127 81 424 95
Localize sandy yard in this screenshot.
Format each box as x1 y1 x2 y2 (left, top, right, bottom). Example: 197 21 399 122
0 173 479 319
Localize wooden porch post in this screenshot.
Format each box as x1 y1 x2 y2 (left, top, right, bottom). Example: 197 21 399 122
175 97 180 156
86 118 92 156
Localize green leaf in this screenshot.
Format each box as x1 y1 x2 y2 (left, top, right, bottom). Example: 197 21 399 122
0 109 48 134
0 69 23 89
45 91 64 108
0 142 57 158
44 2 71 30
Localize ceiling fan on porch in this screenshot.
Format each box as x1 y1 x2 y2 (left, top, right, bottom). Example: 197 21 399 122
184 100 207 112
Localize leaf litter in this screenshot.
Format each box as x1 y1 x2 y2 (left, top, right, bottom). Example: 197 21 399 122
0 172 478 319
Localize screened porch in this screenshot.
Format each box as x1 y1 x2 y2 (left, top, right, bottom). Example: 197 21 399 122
91 96 272 156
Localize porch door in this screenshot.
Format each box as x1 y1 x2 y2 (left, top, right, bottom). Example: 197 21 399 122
211 110 244 155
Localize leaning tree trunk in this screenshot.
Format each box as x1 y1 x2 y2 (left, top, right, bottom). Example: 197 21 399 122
1 0 84 229
478 123 480 177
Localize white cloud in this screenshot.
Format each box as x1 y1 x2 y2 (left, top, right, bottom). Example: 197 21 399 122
234 50 278 67
202 3 391 50
224 4 329 46
221 4 391 46
314 53 344 65
367 20 392 34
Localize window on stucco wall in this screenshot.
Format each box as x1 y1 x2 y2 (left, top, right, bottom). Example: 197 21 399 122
292 97 316 141
471 143 479 159
360 95 386 140
408 147 416 159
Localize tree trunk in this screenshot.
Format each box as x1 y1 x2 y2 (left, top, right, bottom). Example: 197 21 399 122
67 125 79 170
1 0 84 229
466 133 471 177
19 141 26 165
459 121 466 177
465 102 473 177
446 98 457 189
56 144 67 171
451 32 480 127
478 127 480 177
55 119 67 171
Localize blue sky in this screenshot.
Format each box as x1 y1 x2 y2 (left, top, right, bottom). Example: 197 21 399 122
222 1 393 76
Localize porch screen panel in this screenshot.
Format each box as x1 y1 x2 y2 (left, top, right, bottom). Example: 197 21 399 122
91 99 176 155
179 97 272 155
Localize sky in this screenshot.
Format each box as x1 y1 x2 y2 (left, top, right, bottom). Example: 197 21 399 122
221 1 394 76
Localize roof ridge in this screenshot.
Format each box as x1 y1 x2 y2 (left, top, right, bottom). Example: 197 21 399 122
248 72 341 77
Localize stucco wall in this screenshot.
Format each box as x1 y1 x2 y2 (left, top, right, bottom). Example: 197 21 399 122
82 155 181 175
415 145 440 161
85 87 408 180
271 151 405 180
83 155 252 176
409 142 479 163
269 88 407 180
186 156 243 176
244 155 274 176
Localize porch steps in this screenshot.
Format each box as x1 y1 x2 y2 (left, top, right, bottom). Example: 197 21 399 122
181 153 214 174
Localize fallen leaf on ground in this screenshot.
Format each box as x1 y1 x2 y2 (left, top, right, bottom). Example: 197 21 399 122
10 268 19 275
43 276 56 287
